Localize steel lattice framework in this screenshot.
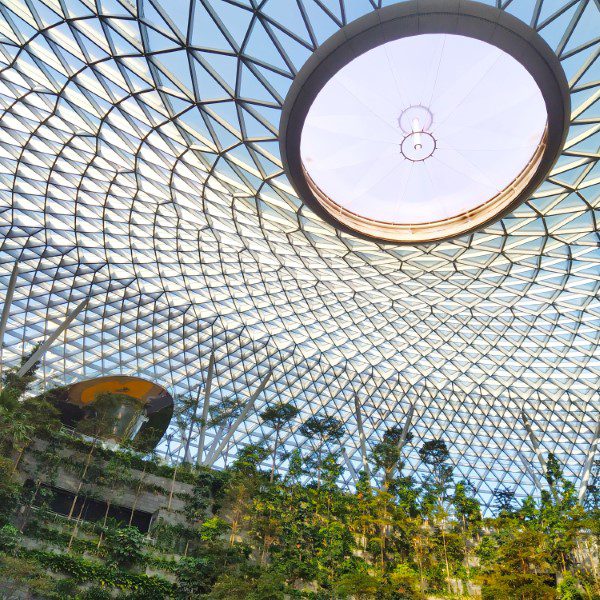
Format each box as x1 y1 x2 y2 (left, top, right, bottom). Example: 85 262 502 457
0 0 598 508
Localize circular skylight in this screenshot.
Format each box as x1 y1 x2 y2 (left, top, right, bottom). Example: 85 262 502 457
281 1 570 244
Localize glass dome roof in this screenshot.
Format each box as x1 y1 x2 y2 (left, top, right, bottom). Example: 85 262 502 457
0 0 597 510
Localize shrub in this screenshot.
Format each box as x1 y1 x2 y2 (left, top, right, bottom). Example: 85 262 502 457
0 523 21 555
104 525 146 568
76 586 113 600
199 516 229 542
557 573 585 600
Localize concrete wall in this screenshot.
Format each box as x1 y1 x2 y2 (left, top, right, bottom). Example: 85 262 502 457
17 438 193 526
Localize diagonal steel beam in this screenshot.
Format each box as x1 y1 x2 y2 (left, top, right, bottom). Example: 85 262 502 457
578 419 600 503
205 421 227 462
520 409 547 476
397 404 415 453
0 262 19 355
518 450 543 492
182 388 201 463
0 262 19 384
196 352 215 465
342 448 359 486
18 297 90 377
206 369 272 467
354 394 370 478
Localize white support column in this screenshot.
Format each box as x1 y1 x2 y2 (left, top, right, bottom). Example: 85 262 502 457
0 262 19 385
182 387 201 464
196 352 215 466
578 419 600 503
205 421 227 461
342 448 359 486
18 297 89 377
397 404 415 452
354 394 370 478
518 450 543 492
206 369 272 467
520 410 547 476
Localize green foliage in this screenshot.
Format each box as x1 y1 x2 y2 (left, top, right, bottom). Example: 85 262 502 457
28 549 174 596
0 524 20 555
184 469 229 523
0 554 57 598
419 439 454 519
103 524 146 567
493 486 517 516
370 425 414 488
175 546 250 598
453 480 481 525
76 586 113 600
260 402 300 429
334 571 382 598
0 456 21 525
557 573 585 600
0 347 61 465
207 566 287 599
231 442 270 475
200 516 229 542
0 357 598 600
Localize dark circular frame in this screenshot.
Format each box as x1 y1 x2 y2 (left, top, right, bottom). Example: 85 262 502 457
279 0 570 245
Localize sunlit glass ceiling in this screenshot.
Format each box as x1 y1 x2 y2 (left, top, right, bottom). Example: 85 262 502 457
0 0 598 508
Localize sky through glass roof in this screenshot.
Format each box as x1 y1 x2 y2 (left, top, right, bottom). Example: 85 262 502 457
0 0 597 509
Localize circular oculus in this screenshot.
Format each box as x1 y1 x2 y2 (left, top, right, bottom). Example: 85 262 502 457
280 0 570 244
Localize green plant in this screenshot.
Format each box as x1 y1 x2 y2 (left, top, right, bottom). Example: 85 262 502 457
200 516 229 542
0 523 21 554
76 586 113 600
104 524 146 568
557 573 585 600
260 402 300 482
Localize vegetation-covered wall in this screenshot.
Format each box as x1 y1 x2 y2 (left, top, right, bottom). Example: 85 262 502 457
0 352 598 599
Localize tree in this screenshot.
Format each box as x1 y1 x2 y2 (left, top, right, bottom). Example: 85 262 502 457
370 425 413 490
419 439 454 589
477 527 555 600
334 571 381 599
419 439 453 518
453 480 481 527
0 347 60 471
493 486 517 517
299 414 344 488
260 402 299 482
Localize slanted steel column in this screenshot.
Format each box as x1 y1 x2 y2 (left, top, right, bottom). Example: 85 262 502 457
18 297 90 377
354 394 370 478
520 409 547 475
342 448 359 486
0 262 19 355
196 352 215 466
578 419 600 503
0 262 19 383
206 421 227 461
397 404 415 452
182 388 201 464
518 450 543 492
206 369 272 467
